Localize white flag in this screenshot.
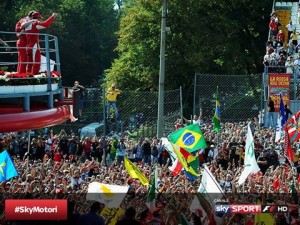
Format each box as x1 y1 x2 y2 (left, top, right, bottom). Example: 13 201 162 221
86 182 129 208
275 114 282 142
238 123 260 185
161 137 177 162
198 165 224 207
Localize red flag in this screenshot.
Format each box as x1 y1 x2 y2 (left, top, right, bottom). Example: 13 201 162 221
169 148 198 176
169 159 183 176
284 131 294 162
273 178 281 191
283 111 300 144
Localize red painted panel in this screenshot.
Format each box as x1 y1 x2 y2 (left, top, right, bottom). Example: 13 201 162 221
0 105 70 132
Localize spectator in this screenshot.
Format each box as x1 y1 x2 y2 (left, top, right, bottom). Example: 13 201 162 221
285 104 293 120
73 81 85 118
276 30 285 45
286 56 294 74
79 202 105 225
290 29 299 53
183 110 203 126
267 97 276 128
269 19 277 36
286 21 294 42
257 149 270 174
106 83 122 119
142 138 151 165
116 207 141 225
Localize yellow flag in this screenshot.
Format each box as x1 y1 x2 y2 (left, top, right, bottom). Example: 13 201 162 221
255 200 275 224
100 207 123 225
124 157 149 185
171 143 199 177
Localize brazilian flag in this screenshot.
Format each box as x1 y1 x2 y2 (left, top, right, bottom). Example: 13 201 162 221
213 86 221 133
168 123 207 152
183 151 200 181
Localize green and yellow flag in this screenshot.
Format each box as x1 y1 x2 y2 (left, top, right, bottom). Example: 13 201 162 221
124 157 149 186
171 143 199 177
213 87 221 133
168 123 207 152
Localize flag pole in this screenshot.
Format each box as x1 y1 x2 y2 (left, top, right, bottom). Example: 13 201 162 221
25 130 31 183
202 165 227 200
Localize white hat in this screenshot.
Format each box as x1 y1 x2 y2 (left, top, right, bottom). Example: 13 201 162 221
210 144 215 148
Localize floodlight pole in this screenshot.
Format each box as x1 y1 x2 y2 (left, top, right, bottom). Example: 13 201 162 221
157 0 167 138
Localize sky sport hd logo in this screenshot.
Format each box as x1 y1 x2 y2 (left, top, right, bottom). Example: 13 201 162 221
215 205 289 214
215 205 261 214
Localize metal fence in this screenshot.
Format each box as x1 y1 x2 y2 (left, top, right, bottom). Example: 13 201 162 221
53 88 182 138
193 74 263 122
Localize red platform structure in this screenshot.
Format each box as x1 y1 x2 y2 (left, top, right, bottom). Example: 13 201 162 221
0 31 71 132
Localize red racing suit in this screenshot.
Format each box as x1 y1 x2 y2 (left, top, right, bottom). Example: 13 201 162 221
25 15 55 75
15 17 30 73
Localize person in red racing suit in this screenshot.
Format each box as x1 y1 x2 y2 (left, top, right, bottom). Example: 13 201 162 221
25 12 57 75
15 11 35 74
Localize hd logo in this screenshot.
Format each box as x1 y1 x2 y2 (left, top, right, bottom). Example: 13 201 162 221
262 205 288 213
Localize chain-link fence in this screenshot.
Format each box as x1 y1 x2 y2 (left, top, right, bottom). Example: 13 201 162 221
193 74 263 122
53 88 182 138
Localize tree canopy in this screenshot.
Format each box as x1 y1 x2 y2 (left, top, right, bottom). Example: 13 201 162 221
0 0 271 89
105 0 270 91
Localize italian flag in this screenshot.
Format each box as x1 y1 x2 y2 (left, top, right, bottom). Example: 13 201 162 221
146 167 157 212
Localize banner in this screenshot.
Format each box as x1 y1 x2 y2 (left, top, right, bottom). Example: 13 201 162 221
100 207 123 225
268 74 290 112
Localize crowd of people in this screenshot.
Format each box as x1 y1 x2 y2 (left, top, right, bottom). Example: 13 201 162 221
264 9 300 76
1 4 300 225
0 115 300 224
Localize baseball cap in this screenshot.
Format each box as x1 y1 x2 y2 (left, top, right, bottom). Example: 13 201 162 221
32 12 42 19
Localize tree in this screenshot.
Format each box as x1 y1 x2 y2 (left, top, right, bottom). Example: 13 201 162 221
0 0 119 86
105 0 270 91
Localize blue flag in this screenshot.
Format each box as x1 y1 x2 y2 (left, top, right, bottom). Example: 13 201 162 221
280 94 286 126
0 150 18 182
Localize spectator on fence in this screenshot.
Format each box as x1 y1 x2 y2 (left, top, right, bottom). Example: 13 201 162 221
183 110 203 126
267 96 276 128
106 83 122 119
73 81 85 118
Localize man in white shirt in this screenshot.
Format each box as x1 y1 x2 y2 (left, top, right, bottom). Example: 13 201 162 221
183 109 203 126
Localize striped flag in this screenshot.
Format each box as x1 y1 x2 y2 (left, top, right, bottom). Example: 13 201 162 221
283 110 300 144
284 131 294 162
212 87 220 133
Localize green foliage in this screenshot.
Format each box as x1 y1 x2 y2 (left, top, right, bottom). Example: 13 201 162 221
105 0 270 91
0 0 119 87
